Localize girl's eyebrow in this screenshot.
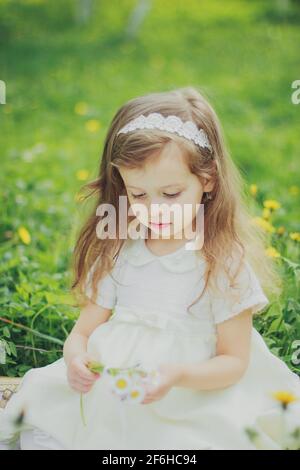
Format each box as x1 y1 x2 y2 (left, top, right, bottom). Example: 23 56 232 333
127 183 183 190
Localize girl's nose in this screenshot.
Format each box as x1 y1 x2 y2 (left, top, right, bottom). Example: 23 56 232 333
149 201 170 220
150 200 165 212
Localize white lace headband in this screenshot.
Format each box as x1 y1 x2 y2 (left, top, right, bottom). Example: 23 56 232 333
116 112 212 153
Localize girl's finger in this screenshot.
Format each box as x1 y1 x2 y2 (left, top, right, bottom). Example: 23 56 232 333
77 378 95 387
142 393 153 402
71 373 95 385
77 372 99 384
69 382 86 393
72 379 92 393
77 363 99 380
77 371 99 383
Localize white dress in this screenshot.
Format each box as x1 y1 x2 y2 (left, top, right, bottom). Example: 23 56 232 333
0 237 300 450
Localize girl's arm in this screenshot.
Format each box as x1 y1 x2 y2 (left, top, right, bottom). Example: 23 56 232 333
174 308 253 391
63 299 112 367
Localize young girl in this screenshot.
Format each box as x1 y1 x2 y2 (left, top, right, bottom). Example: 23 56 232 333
1 86 300 450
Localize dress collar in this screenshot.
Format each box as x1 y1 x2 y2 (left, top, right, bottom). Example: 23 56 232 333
122 236 206 273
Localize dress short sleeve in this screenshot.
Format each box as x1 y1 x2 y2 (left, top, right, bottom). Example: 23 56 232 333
210 250 270 325
84 259 117 310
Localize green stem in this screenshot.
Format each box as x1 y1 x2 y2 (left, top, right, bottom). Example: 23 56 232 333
0 316 64 345
80 393 86 426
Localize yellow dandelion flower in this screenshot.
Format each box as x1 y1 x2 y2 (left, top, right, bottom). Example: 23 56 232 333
289 186 299 196
85 119 100 133
265 247 281 258
249 184 258 197
252 217 275 233
272 391 299 409
76 169 89 181
277 226 285 235
290 232 300 242
263 199 281 211
74 102 88 115
18 226 31 245
262 208 271 220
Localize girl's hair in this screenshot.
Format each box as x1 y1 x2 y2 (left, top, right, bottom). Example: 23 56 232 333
70 86 282 312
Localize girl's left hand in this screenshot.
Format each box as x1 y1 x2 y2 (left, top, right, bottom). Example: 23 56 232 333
140 363 182 405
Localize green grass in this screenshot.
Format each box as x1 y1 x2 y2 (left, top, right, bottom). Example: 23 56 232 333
0 0 299 376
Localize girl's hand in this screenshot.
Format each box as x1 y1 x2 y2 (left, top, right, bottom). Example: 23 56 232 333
66 352 101 394
140 363 182 405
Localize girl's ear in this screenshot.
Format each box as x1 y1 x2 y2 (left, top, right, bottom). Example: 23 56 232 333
200 173 215 193
204 181 215 193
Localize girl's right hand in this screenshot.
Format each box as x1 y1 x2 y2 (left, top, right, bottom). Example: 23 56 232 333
66 352 101 394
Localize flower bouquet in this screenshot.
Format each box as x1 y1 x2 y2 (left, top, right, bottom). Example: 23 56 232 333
80 360 161 426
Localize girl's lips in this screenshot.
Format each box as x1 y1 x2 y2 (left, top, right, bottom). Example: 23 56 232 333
150 222 171 228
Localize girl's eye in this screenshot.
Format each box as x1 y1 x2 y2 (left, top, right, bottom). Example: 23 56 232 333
164 192 181 198
131 192 181 199
131 193 146 199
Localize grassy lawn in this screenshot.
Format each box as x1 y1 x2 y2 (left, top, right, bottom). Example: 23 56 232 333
0 0 299 377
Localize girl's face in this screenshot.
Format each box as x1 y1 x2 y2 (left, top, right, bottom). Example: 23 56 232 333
119 141 214 240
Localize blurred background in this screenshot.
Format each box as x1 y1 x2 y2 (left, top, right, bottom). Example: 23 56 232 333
0 0 299 377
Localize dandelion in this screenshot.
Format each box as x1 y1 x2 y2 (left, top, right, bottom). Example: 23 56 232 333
252 217 275 233
289 232 300 242
249 184 258 197
263 200 281 211
272 391 299 410
74 102 88 116
265 247 281 258
76 169 89 181
262 208 271 220
277 226 285 235
85 119 100 133
17 226 31 245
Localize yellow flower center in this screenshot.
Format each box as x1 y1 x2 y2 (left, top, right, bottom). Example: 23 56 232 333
116 378 128 389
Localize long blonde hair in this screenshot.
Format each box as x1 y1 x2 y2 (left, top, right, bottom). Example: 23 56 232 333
70 86 282 312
